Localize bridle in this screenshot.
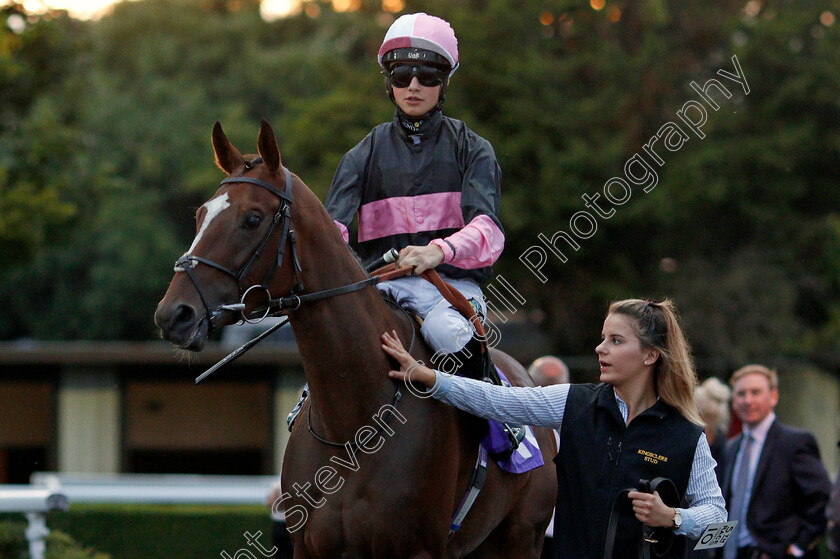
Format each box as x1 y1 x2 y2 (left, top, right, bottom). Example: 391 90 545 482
174 160 409 335
174 161 303 333
176 158 418 449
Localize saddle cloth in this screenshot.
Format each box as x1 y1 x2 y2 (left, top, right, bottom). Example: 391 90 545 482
481 368 545 474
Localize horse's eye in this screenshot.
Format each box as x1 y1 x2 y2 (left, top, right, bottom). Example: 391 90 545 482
245 214 262 229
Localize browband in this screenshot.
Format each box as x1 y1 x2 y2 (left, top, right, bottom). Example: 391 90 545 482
219 166 293 205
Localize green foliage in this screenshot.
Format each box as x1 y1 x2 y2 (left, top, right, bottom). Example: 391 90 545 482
0 520 26 558
0 0 838 368
0 519 111 559
48 504 271 559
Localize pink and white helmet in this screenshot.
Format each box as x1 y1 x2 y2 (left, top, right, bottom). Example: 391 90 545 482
378 13 459 75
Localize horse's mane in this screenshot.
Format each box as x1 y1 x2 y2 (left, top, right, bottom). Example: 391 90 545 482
344 243 371 279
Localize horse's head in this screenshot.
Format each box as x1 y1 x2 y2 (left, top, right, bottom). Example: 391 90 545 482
154 120 301 350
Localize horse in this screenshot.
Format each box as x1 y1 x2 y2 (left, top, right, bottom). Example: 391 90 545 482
154 120 557 558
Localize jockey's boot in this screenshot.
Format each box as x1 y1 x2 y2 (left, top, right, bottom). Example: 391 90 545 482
448 337 526 454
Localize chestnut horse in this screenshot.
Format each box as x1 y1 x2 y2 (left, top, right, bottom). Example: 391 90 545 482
155 120 557 558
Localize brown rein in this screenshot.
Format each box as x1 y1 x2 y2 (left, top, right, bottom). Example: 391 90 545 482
369 263 488 351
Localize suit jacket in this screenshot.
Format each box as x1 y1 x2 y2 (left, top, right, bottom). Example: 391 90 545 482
721 420 831 559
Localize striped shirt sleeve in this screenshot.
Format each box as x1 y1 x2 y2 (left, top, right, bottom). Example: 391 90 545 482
677 432 728 539
431 371 569 429
430 214 505 269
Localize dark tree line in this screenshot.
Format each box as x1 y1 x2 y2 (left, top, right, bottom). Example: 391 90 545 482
1 0 838 371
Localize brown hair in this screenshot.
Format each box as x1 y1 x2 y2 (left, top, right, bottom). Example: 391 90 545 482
730 364 778 390
608 298 702 426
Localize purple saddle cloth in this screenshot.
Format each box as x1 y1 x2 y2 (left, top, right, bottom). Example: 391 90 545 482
480 368 545 474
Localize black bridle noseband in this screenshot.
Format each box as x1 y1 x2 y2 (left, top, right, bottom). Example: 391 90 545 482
174 163 303 333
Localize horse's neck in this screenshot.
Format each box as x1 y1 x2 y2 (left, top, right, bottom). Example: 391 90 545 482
289 193 407 441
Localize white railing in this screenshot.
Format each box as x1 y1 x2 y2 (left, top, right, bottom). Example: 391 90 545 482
0 486 69 559
30 472 279 506
10 472 282 559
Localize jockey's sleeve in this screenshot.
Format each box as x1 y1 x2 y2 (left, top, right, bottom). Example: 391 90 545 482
325 145 366 244
430 215 504 269
430 136 504 268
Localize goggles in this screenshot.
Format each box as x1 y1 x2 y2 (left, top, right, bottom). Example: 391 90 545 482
388 64 448 88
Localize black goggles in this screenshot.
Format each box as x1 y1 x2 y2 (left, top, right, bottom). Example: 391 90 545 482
387 64 448 88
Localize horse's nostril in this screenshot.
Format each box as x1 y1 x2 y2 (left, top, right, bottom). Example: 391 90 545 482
172 304 197 328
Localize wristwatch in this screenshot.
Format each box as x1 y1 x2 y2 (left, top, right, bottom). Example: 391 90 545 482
672 508 683 530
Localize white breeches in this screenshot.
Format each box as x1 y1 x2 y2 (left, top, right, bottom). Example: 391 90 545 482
376 275 486 354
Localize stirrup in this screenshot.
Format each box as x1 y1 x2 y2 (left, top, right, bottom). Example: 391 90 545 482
478 375 526 456
286 384 309 432
503 422 526 449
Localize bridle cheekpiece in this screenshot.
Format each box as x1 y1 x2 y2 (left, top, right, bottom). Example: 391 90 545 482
173 163 303 332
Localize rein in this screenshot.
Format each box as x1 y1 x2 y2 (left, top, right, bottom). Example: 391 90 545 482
181 162 470 457
176 162 413 330
270 264 411 311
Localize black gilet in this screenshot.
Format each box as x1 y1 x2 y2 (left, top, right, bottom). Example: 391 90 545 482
553 383 702 559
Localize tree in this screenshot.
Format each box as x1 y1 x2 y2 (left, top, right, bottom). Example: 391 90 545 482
0 0 838 371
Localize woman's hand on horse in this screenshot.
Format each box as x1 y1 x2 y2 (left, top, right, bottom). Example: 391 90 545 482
627 490 677 528
381 330 436 388
397 245 444 275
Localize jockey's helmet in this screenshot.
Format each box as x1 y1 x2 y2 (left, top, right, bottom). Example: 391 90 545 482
378 12 459 74
378 13 459 111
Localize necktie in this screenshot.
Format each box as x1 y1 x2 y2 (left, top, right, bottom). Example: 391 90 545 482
724 435 754 559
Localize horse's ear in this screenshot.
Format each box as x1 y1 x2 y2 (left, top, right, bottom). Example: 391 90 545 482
258 119 282 176
212 121 244 175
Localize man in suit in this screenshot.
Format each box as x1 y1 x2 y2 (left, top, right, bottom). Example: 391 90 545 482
722 365 831 559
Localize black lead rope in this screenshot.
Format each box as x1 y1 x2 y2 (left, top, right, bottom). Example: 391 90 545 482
603 477 681 559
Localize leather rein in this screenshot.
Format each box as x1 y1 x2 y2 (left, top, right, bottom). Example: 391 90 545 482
176 163 471 455
175 162 416 333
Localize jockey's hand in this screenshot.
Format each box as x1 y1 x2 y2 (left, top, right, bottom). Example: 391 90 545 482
397 244 444 275
381 330 436 388
627 490 676 528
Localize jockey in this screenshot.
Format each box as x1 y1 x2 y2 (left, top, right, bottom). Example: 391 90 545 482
324 12 505 382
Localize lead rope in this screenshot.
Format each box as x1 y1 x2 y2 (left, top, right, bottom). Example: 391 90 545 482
602 477 681 559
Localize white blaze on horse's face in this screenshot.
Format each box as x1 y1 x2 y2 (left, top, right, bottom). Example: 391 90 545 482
174 193 231 272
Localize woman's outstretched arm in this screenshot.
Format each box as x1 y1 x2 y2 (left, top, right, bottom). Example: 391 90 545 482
381 330 569 429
